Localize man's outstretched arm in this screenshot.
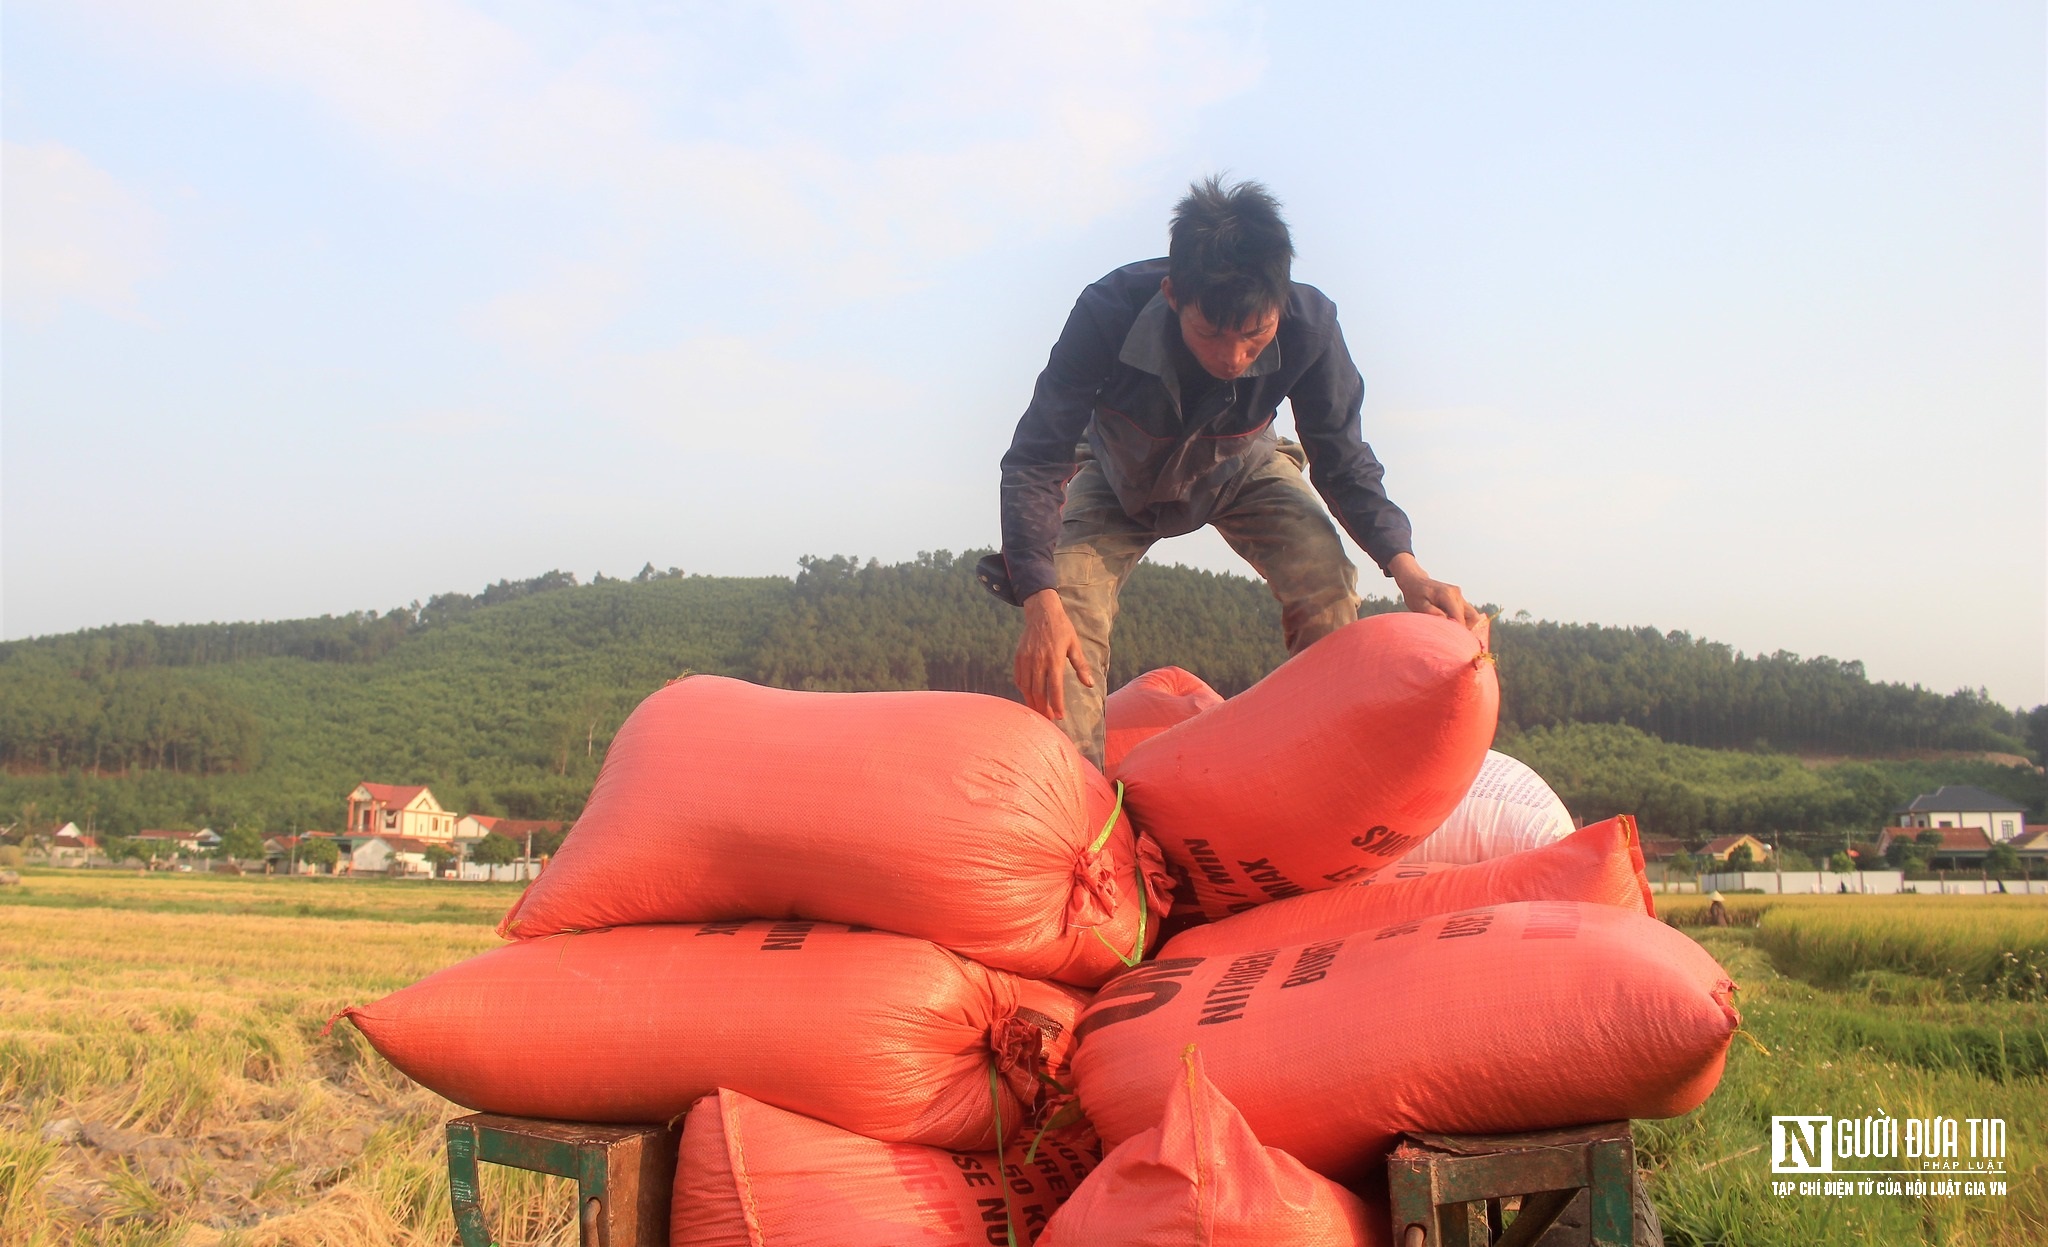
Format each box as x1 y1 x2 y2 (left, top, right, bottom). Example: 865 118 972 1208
999 285 1119 717
1290 315 1482 629
999 287 1119 602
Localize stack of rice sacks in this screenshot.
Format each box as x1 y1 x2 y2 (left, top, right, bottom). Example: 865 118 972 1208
344 613 1740 1247
341 674 1171 1245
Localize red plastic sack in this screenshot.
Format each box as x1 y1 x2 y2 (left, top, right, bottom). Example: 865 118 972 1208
1119 615 1499 921
1103 667 1224 777
672 1088 1096 1247
1040 1046 1376 1247
1400 750 1575 864
1161 816 1653 959
498 676 1170 986
340 922 1086 1150
1071 902 1737 1182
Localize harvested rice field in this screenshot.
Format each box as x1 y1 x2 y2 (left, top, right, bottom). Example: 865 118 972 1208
2 872 2043 1245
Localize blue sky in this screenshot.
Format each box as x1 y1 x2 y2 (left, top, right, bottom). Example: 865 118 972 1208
4 2 2043 709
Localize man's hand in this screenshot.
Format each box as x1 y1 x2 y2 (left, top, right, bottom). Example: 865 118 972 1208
1014 589 1094 720
1388 553 1483 631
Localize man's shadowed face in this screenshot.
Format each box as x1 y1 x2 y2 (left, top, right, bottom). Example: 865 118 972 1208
1162 277 1280 381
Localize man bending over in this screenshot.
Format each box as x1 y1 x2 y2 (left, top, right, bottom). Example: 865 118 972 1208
990 176 1480 767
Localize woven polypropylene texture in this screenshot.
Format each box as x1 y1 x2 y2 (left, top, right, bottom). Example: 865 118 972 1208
496 678 1168 987
1400 749 1577 865
670 1088 1097 1247
1039 1047 1376 1247
343 922 1086 1150
1161 815 1654 958
1119 614 1500 921
1071 901 1738 1184
1102 666 1224 778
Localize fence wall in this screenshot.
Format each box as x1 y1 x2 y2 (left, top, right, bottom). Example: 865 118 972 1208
1698 870 2048 895
454 862 540 883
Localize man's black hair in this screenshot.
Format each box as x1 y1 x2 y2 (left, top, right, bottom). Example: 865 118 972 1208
1168 175 1294 330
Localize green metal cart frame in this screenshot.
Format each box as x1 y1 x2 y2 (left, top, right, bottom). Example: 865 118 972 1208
445 1113 680 1247
444 1112 1643 1246
1388 1120 1639 1247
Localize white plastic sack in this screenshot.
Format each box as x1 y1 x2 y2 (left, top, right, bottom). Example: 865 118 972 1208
1401 750 1574 864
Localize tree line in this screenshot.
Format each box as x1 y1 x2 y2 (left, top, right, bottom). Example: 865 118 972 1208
1491 619 2028 756
0 569 601 674
0 554 2036 839
0 659 260 775
1500 722 2045 844
751 552 2034 758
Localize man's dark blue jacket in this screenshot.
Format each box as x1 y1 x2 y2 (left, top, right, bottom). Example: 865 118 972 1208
997 258 1416 602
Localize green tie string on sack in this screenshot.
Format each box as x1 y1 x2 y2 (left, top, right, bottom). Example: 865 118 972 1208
987 1063 1022 1247
1085 782 1149 968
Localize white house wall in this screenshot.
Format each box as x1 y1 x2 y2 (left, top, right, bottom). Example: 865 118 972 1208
1905 810 2025 840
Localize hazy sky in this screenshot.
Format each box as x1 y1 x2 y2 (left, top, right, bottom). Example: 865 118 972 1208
5 2 2043 709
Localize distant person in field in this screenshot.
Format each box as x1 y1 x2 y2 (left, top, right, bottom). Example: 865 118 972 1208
986 176 1481 766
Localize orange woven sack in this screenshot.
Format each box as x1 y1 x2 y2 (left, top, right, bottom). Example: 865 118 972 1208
1103 667 1224 777
1040 1046 1377 1247
1150 861 1463 950
1118 614 1499 921
1161 815 1653 959
672 1088 1096 1247
496 677 1168 988
1071 902 1737 1182
339 922 1085 1150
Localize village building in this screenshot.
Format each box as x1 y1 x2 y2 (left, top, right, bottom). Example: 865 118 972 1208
1699 834 1771 864
1893 785 2029 842
346 783 456 841
48 824 98 867
453 815 566 842
1875 825 1994 871
2004 826 2048 867
452 813 500 841
1637 835 1687 864
335 835 440 876
488 818 567 847
262 831 339 874
135 829 201 855
134 828 219 857
346 836 439 876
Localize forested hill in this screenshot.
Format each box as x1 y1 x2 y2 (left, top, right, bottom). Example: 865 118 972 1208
1 553 2039 839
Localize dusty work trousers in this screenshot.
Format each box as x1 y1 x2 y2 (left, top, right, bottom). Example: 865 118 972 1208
1053 440 1361 768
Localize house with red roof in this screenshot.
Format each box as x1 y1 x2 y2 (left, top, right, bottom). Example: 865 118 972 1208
1875 825 1993 870
487 818 566 843
1637 835 1687 863
346 783 456 842
135 829 201 854
452 813 501 841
